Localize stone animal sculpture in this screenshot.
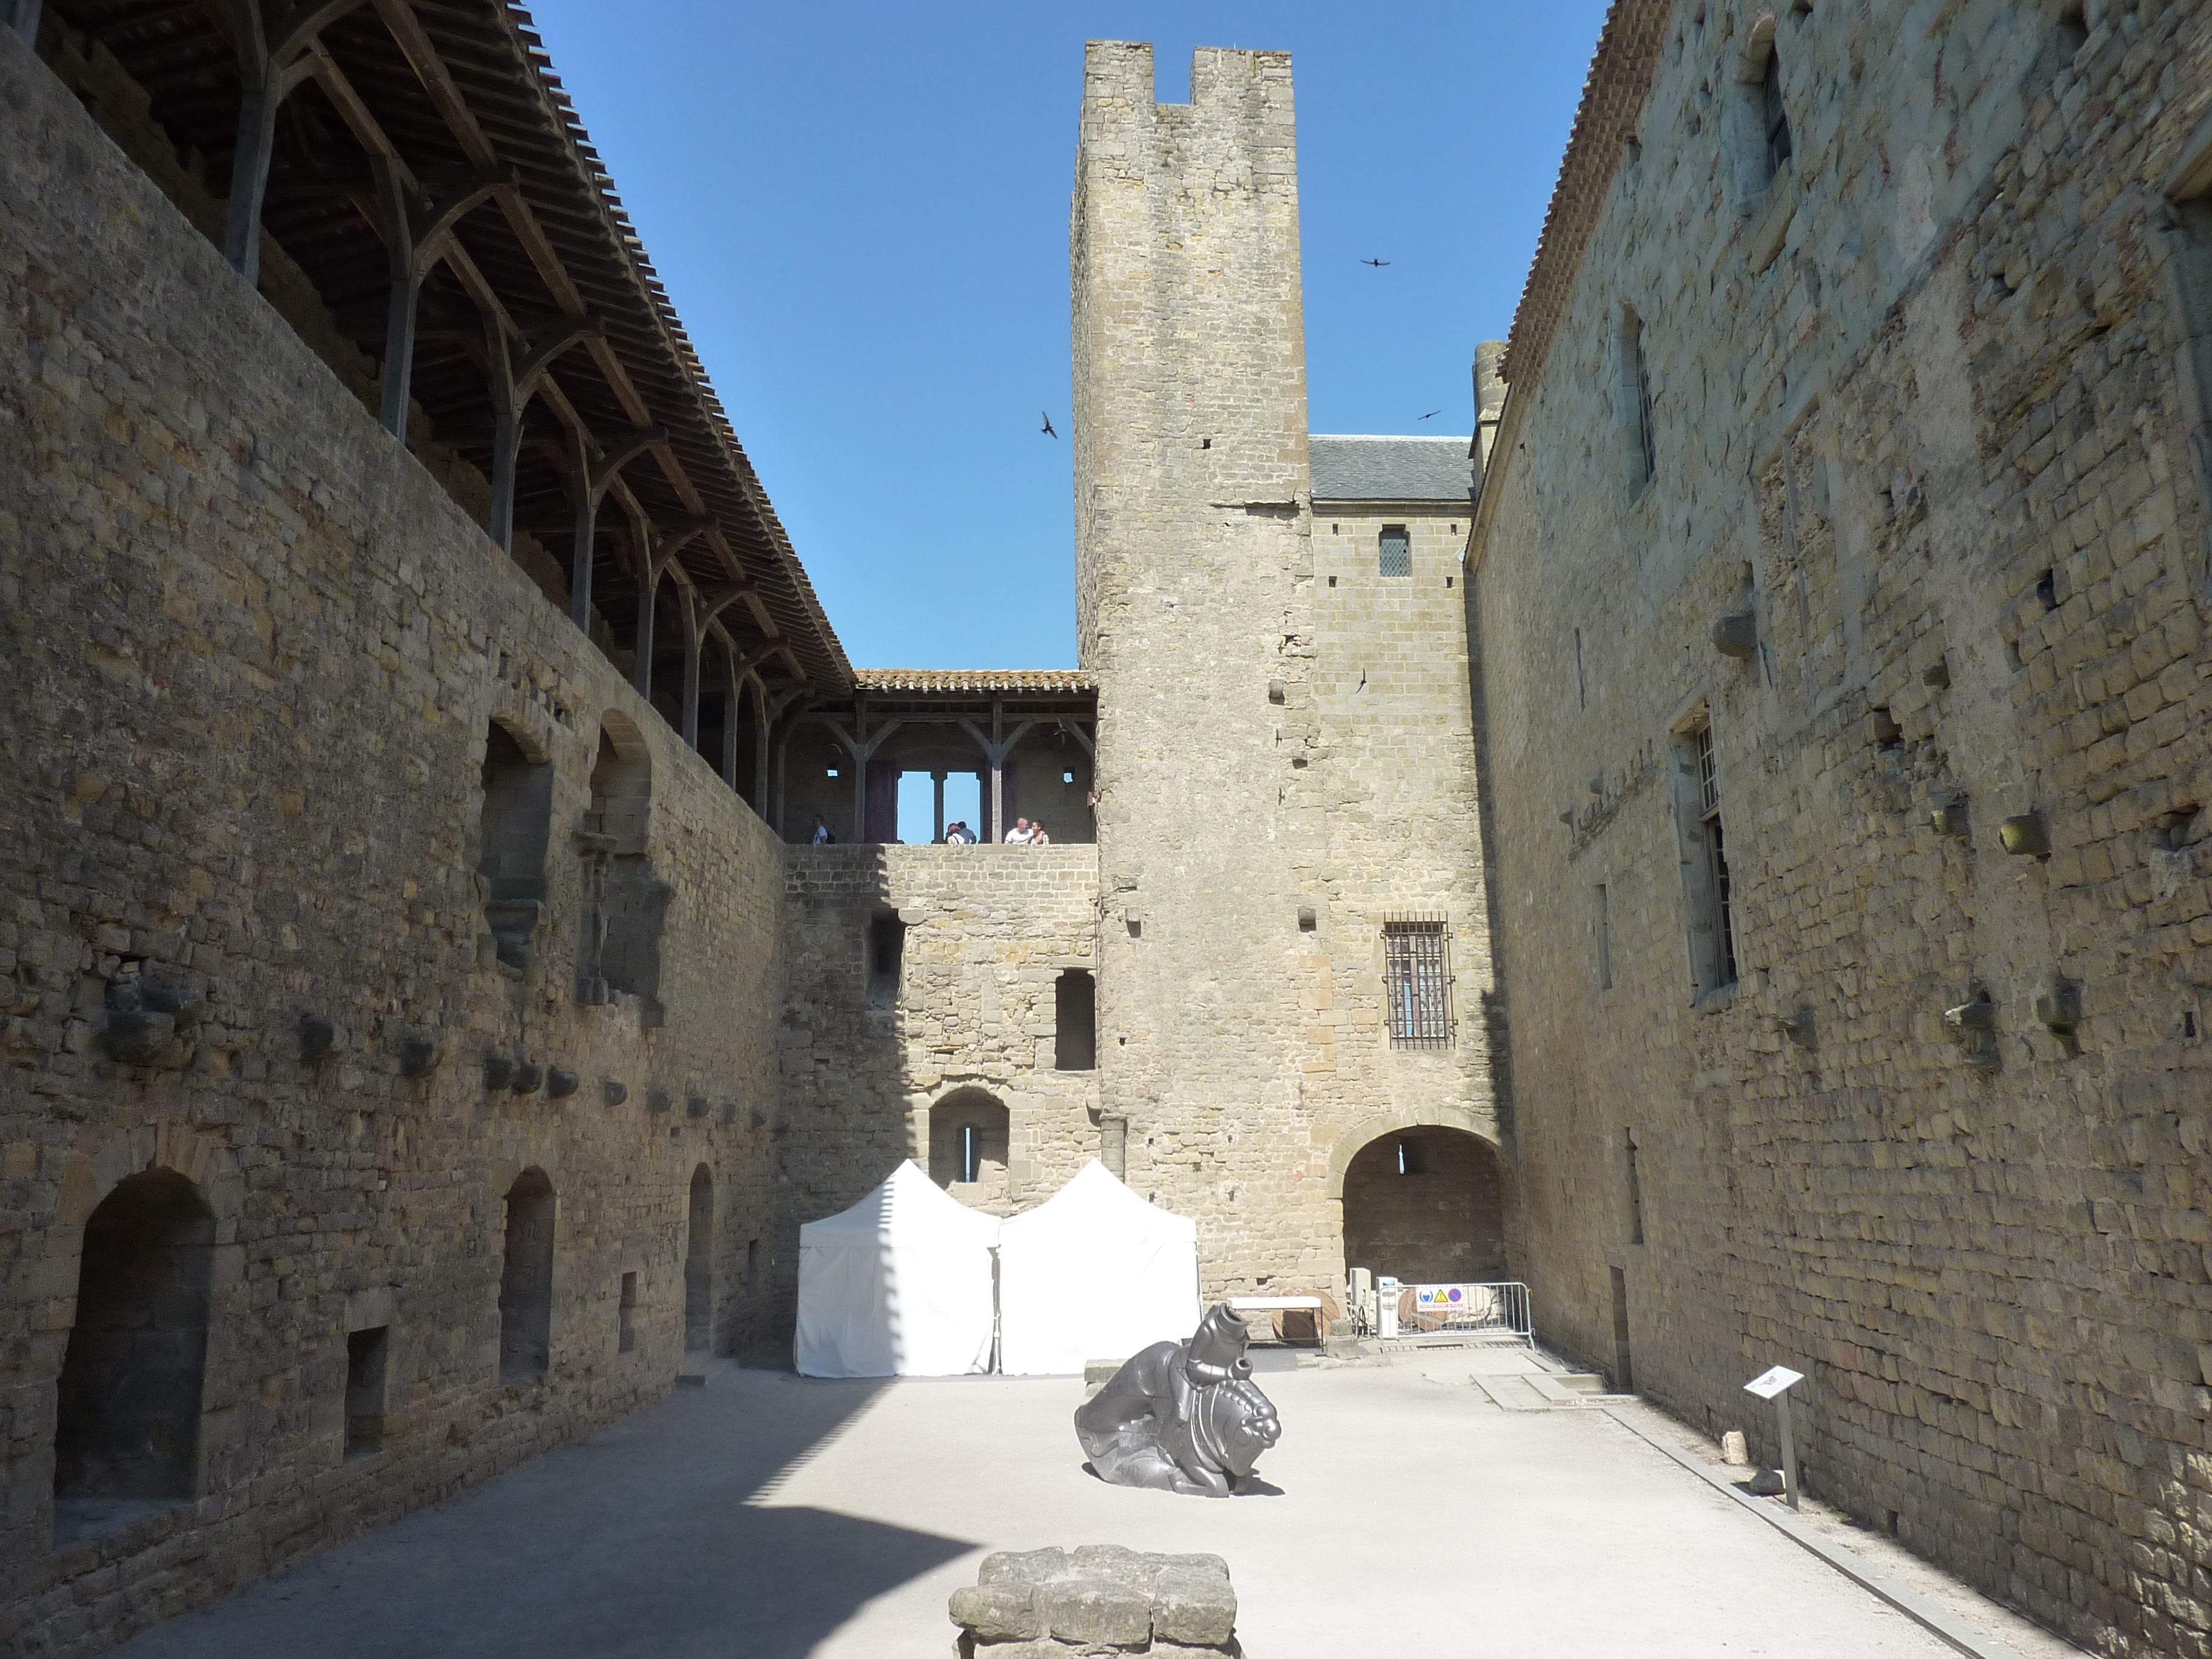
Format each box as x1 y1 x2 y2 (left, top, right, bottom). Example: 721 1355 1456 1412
1074 1304 1281 1496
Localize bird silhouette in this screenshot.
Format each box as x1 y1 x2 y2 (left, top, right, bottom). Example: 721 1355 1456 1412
1041 411 1058 438
1418 410 1441 420
1360 257 1391 267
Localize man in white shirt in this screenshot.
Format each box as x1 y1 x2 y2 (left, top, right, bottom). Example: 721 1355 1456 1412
1004 817 1034 844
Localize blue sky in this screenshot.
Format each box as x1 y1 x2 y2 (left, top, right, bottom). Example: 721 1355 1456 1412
523 2 1610 671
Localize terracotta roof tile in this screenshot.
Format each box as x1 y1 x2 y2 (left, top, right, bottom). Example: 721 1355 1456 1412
851 669 1097 694
1502 0 1677 387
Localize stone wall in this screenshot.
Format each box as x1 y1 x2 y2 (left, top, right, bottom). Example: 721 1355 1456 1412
1074 41 1503 1305
773 845 1101 1325
0 35 783 1654
1469 3 2212 1653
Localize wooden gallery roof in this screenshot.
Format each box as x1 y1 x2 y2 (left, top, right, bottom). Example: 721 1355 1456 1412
32 0 851 709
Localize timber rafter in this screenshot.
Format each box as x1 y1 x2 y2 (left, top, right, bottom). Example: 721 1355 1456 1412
31 0 850 740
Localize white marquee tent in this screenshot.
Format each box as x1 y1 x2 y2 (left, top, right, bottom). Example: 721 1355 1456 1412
997 1160 1200 1376
794 1161 1002 1378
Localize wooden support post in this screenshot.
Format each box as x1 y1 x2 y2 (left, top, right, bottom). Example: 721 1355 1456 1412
932 771 947 844
568 427 663 636
958 708 1038 846
632 567 657 702
752 679 771 808
223 1 372 284
370 164 504 437
488 317 593 551
678 585 702 747
720 683 741 790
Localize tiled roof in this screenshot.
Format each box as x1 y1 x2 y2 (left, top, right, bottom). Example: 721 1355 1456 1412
1309 435 1475 503
1501 0 1675 387
852 669 1098 694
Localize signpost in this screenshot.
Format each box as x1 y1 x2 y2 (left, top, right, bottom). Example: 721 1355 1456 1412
1742 1364 1805 1509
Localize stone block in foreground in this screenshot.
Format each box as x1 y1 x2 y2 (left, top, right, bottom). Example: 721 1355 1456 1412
950 1546 1241 1655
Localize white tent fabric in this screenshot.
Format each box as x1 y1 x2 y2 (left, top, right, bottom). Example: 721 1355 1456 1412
997 1160 1200 1376
794 1161 1002 1378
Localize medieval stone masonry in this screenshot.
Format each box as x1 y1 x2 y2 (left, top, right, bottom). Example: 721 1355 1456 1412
12 0 2212 1655
1470 2 2212 1655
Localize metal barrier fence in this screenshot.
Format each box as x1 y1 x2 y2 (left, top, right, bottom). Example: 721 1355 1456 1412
1381 1280 1533 1346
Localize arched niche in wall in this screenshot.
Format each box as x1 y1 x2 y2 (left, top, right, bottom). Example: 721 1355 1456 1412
928 1087 1011 1208
53 1168 215 1540
578 714 668 1017
478 719 552 975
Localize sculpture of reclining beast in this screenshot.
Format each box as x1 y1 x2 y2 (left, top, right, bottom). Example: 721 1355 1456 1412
1074 1304 1281 1496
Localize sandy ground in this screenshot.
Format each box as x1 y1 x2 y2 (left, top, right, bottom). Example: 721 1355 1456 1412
112 1345 2077 1658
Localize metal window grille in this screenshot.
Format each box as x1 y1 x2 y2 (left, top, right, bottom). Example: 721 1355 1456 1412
1384 917 1452 1048
1691 723 1739 985
1378 526 1412 578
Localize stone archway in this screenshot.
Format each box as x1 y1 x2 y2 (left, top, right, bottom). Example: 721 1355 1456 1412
1330 1114 1509 1286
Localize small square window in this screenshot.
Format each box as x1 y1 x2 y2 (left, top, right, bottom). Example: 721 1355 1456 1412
826 766 840 778
1379 526 1411 578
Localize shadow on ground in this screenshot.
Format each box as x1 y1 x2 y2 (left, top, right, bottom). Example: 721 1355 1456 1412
113 1370 975 1659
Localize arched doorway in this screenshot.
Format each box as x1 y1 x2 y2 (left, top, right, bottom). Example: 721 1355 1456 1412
54 1169 215 1523
928 1087 1010 1207
498 1169 555 1381
1339 1125 1507 1285
685 1164 714 1354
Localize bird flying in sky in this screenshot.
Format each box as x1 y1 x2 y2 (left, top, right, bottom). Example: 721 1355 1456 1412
1041 412 1057 438
1418 410 1441 420
1360 256 1390 267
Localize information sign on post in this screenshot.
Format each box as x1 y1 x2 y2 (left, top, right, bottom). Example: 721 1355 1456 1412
1741 1365 1805 1509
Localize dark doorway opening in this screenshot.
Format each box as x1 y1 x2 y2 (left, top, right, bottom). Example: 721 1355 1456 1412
1340 1126 1506 1284
499 1169 555 1382
1054 970 1096 1070
685 1164 714 1354
53 1169 215 1538
346 1326 390 1458
1610 1266 1635 1392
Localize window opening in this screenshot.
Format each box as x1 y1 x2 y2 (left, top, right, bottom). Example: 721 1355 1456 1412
1383 918 1452 1048
1760 47 1792 181
478 722 552 976
581 725 663 1012
1394 1137 1430 1176
929 1090 1010 1196
1621 311 1656 487
1055 970 1097 1070
1575 627 1587 709
1378 525 1412 578
498 1169 555 1382
618 1271 638 1355
346 1326 390 1458
1595 882 1613 990
1624 1131 1645 1244
868 912 905 1005
1681 719 1740 993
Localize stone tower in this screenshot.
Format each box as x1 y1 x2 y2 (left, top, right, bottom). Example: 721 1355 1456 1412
1074 41 1501 1303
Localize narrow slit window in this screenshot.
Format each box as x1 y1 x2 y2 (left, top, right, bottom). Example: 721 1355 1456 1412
1379 525 1412 578
1761 49 1793 182
1383 918 1452 1048
959 1124 980 1184
1681 720 1740 994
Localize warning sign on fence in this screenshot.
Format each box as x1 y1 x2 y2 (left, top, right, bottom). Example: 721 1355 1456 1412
1412 1284 1485 1313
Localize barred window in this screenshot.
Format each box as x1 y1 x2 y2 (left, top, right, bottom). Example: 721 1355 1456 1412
1384 918 1452 1048
1682 719 1738 993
